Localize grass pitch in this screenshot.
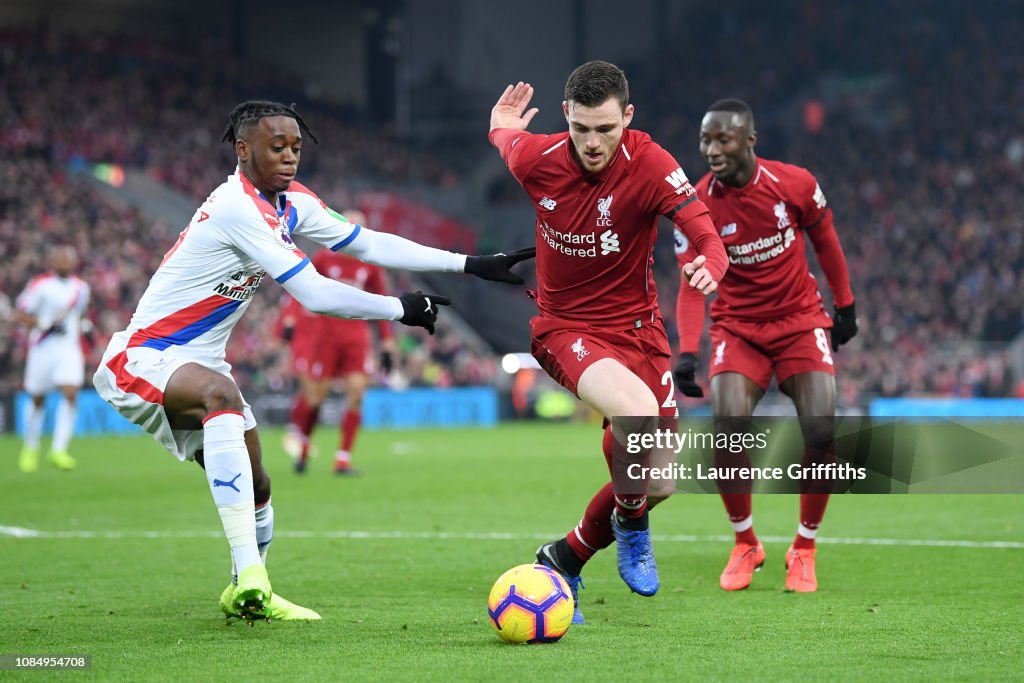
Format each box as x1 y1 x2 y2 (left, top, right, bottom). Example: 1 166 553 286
2 422 1022 681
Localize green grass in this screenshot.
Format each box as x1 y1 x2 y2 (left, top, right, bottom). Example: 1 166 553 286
2 423 1023 681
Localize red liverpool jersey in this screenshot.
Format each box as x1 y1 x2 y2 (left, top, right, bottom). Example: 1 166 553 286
492 127 724 328
686 158 843 322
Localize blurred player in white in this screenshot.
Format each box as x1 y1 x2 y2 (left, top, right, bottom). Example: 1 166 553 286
91 100 533 623
14 246 90 472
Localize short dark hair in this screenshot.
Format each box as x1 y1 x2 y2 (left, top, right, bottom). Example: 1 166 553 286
222 100 318 145
707 98 755 128
564 61 629 111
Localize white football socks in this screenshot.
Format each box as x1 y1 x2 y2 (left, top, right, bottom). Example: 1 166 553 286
51 397 77 453
24 401 44 450
255 500 274 565
202 412 261 576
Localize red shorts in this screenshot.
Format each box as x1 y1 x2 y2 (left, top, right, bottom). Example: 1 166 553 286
709 311 834 390
292 343 371 379
530 315 677 418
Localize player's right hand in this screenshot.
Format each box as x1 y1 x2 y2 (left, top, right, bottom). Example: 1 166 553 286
673 352 704 398
490 82 540 133
398 291 451 335
380 350 394 374
681 254 718 295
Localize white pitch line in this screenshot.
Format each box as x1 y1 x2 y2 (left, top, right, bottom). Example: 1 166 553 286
1 525 1021 549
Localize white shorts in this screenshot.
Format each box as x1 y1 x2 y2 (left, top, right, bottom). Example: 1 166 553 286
93 338 257 462
24 339 85 395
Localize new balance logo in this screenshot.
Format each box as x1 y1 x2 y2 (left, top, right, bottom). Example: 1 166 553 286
720 223 737 237
539 197 557 211
664 167 695 195
600 230 620 255
572 337 590 361
213 472 242 492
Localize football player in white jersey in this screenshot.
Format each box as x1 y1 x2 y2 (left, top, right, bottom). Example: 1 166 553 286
92 100 533 623
14 245 90 473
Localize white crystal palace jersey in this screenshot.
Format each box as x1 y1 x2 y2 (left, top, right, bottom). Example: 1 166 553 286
110 169 359 365
16 273 90 348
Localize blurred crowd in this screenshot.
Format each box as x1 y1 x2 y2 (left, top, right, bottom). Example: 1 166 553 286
2 1 1022 405
628 0 1023 401
0 26 487 397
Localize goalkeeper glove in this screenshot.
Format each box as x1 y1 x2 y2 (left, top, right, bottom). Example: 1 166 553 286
830 303 858 348
398 291 450 335
465 247 536 284
673 352 704 398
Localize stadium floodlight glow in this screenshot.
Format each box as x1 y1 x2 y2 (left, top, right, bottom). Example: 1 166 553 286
501 354 520 374
92 163 125 188
501 353 542 374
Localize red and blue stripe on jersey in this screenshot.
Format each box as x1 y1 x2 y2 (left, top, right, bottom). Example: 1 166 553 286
105 294 244 404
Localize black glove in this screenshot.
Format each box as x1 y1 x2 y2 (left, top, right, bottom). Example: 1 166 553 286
673 352 704 398
464 247 536 285
281 326 294 343
831 303 858 348
380 350 394 374
398 291 451 335
42 323 66 337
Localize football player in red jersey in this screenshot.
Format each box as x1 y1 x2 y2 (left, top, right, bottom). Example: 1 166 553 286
489 61 728 622
675 99 857 592
281 211 399 475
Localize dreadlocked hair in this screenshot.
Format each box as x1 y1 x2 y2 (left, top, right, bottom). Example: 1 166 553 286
222 100 318 144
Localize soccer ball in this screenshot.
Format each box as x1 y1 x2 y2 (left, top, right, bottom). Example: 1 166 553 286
487 564 574 644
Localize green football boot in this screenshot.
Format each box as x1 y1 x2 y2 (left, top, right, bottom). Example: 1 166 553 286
220 582 320 621
48 450 77 471
230 564 272 623
18 446 40 473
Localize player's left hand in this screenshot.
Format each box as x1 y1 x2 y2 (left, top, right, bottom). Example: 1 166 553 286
490 82 540 132
673 352 704 398
681 254 718 295
465 248 536 285
831 303 858 348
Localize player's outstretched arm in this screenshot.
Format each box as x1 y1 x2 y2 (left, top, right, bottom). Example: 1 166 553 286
342 228 535 285
281 260 450 335
490 82 539 133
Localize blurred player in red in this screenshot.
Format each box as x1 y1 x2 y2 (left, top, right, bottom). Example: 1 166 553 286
490 61 727 622
675 99 858 592
281 211 397 475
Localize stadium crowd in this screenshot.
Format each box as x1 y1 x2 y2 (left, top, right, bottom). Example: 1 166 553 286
630 1 1024 402
2 2 1022 405
0 27 487 397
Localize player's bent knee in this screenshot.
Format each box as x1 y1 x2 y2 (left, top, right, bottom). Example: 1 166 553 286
201 377 244 414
